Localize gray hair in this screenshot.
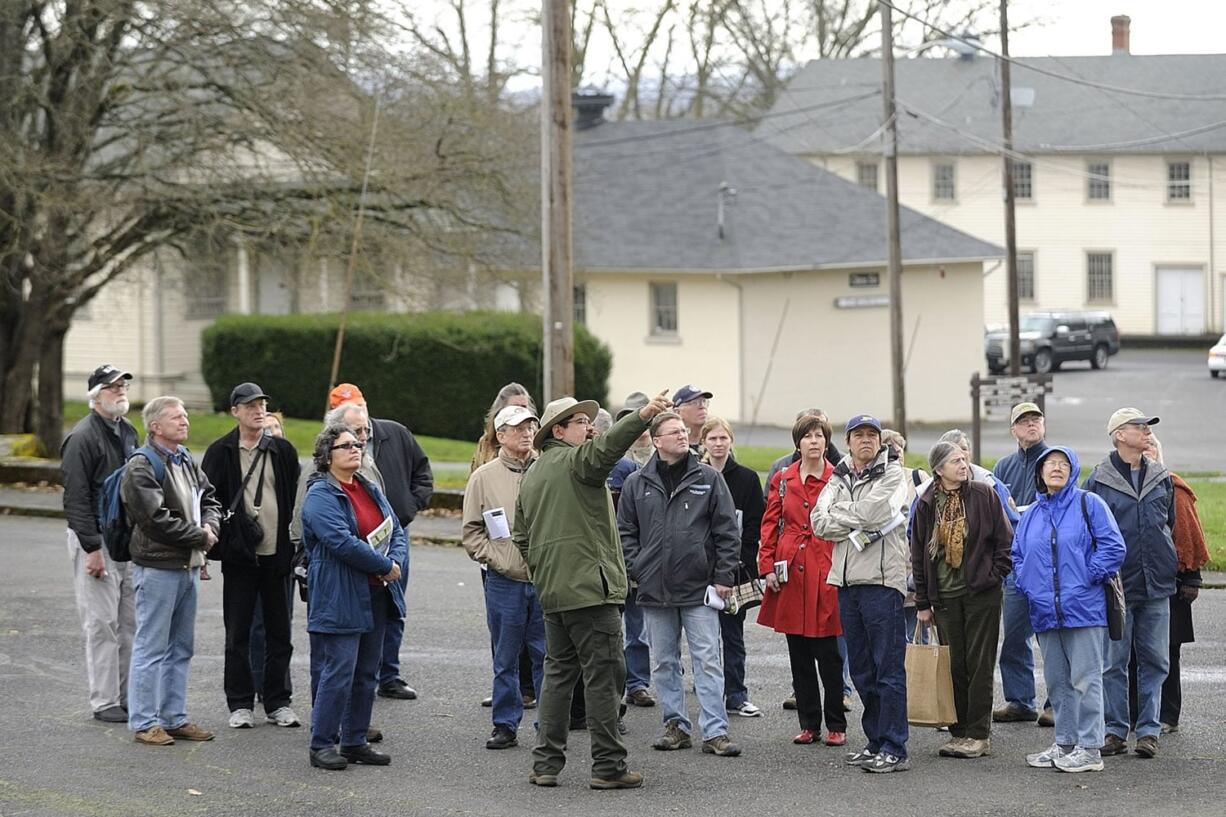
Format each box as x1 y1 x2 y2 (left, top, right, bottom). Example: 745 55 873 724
881 428 908 451
593 408 613 435
929 440 961 475
142 396 184 441
325 403 368 430
312 423 355 473
938 429 971 452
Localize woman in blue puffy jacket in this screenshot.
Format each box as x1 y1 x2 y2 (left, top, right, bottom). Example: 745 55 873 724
1011 446 1124 774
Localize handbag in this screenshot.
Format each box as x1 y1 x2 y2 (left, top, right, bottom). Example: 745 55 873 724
905 620 957 727
1081 493 1125 641
220 443 268 563
723 567 765 615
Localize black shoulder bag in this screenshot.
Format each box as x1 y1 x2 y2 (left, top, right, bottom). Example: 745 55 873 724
221 444 269 564
1081 492 1125 641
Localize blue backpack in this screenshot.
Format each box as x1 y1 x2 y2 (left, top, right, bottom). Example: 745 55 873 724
97 446 169 563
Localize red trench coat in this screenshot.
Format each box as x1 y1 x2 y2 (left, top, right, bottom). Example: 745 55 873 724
757 460 841 638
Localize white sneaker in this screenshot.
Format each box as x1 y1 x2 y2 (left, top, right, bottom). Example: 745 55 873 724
1054 746 1104 773
728 701 762 718
228 708 255 729
265 706 301 727
1026 743 1065 768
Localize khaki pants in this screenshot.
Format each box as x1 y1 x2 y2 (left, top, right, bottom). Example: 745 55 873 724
68 530 136 712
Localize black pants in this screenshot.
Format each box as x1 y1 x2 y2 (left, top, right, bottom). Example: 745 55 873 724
223 560 293 712
720 609 749 707
785 634 847 733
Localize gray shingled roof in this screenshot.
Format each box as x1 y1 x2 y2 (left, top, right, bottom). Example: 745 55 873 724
758 54 1226 156
570 118 1000 271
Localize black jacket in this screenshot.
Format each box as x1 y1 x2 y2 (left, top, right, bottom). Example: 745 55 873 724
617 452 741 608
201 427 301 573
60 411 138 552
371 418 434 527
717 456 765 578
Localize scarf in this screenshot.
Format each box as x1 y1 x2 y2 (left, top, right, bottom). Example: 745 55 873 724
928 485 966 569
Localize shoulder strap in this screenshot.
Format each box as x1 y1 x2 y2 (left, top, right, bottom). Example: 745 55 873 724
911 468 923 487
1080 492 1098 550
133 446 166 483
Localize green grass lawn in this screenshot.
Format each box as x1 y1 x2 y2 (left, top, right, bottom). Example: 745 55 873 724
1188 480 1226 571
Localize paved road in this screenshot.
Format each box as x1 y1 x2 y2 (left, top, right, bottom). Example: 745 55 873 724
738 348 1225 471
2 515 1224 816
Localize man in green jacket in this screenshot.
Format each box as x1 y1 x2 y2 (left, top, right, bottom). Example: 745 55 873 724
514 390 670 790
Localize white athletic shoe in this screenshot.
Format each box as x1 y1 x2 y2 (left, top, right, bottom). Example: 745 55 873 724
228 708 255 729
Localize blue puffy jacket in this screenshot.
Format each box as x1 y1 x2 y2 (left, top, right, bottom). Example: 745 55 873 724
302 473 408 635
1011 446 1126 633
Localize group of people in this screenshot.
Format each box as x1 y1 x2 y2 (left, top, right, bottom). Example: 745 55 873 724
63 364 1210 786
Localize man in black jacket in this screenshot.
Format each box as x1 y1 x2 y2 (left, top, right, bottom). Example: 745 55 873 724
62 364 139 723
201 383 302 729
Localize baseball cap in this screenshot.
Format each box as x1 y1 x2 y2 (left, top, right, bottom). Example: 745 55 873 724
88 364 133 391
494 405 538 429
844 414 882 435
616 391 650 421
329 382 365 409
1107 407 1159 436
673 384 713 405
230 382 270 407
1010 402 1044 425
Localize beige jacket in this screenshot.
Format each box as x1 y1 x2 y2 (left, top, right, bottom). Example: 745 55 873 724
463 449 536 581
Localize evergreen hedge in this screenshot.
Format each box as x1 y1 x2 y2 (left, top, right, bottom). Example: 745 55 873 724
201 311 612 441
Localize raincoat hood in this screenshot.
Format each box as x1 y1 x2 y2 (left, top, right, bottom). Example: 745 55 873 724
1034 445 1080 509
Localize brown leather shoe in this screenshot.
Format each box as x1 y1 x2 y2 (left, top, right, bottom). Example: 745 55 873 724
626 688 656 707
590 770 643 790
166 723 215 741
1100 733 1128 756
134 726 175 746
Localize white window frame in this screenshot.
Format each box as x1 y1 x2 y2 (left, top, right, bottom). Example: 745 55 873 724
1166 159 1192 203
1011 160 1033 201
856 161 879 192
1086 160 1112 202
1016 250 1036 302
931 161 956 201
649 281 678 337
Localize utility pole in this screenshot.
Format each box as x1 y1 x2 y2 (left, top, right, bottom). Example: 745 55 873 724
540 0 575 401
880 2 907 434
1000 0 1021 376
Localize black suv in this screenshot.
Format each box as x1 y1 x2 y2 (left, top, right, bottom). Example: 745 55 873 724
985 311 1120 374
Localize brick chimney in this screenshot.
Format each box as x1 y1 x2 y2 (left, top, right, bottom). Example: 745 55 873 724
1111 15 1131 55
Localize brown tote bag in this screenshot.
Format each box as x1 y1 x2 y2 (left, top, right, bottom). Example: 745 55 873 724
905 621 957 727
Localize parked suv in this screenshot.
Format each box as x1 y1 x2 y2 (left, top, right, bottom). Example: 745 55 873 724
985 311 1120 374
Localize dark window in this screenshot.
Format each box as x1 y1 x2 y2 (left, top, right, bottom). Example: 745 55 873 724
856 161 879 192
1012 160 1033 200
1087 253 1114 302
650 282 678 335
932 162 956 200
1016 252 1035 301
574 284 587 325
1167 161 1191 201
185 236 229 319
1087 162 1111 200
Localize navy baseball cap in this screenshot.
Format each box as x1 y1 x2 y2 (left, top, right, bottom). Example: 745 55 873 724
88 364 132 391
673 384 713 405
844 414 882 435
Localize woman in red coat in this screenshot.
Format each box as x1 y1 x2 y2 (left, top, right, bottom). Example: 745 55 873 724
758 413 846 746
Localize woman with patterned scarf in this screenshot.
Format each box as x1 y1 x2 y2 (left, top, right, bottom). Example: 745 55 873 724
909 441 1014 760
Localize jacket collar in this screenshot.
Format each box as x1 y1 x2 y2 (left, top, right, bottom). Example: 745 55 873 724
1019 439 1051 461
1093 451 1168 502
784 457 834 485
640 451 702 492
496 448 536 473
833 446 892 484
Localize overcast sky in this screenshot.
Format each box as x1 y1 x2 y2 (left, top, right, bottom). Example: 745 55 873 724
1008 1 1225 56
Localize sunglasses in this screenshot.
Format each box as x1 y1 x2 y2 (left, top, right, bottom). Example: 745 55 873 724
331 442 365 451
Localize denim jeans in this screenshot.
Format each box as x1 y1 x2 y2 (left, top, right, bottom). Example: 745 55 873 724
378 537 410 686
1038 626 1106 750
643 604 728 740
623 585 651 694
999 574 1038 710
719 609 749 707
485 570 546 730
838 585 908 758
310 585 390 750
1104 597 1170 740
128 565 199 732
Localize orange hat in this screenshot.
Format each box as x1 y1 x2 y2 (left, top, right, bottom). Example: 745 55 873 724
329 382 365 409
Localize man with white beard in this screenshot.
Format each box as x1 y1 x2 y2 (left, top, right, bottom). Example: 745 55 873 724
61 364 140 723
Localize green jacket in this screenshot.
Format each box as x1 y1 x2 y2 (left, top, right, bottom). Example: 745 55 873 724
514 410 649 614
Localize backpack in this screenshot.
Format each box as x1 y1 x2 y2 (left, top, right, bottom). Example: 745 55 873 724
97 446 171 563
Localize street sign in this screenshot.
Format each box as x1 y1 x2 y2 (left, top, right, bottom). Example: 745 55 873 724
969 372 1053 466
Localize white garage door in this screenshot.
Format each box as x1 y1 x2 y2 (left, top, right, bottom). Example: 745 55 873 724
1156 267 1205 335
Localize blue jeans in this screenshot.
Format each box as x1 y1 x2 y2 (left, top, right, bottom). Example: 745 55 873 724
378 537 410 686
1038 626 1106 750
485 571 546 730
1104 597 1170 740
839 585 908 758
719 609 749 707
1000 574 1038 710
128 565 199 732
310 585 390 750
643 605 728 739
623 586 651 694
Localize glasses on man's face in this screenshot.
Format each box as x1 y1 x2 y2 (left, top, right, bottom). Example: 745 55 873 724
681 398 709 408
103 382 129 393
331 441 365 451
655 428 689 439
564 417 592 428
353 426 372 439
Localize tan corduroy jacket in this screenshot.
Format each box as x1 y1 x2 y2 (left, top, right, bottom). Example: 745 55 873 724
462 449 536 581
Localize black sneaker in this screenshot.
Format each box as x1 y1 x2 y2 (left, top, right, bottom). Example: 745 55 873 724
377 680 417 700
845 747 876 766
486 725 518 750
862 752 909 774
339 744 391 765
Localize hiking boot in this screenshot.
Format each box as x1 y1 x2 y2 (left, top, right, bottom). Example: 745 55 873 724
1135 735 1159 758
993 703 1039 723
1026 742 1066 768
228 708 255 729
529 771 558 787
952 738 991 758
166 722 214 741
824 731 847 747
590 769 643 790
1036 707 1055 727
702 735 741 757
626 688 656 707
1055 746 1104 773
652 721 692 751
728 701 762 717
266 706 301 728
1100 734 1128 756
486 725 518 750
938 737 968 757
845 747 876 766
134 726 174 746
862 752 909 773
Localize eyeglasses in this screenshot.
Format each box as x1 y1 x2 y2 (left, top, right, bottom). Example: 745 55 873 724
103 382 129 392
680 398 709 408
654 429 689 439
563 417 592 427
331 442 365 451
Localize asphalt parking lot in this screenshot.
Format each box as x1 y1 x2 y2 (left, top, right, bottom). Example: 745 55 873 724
2 515 1224 817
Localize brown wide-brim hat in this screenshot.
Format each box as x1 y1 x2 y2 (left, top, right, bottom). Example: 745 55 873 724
534 397 600 449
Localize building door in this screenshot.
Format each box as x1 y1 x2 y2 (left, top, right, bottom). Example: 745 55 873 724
255 256 293 315
1155 267 1204 335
